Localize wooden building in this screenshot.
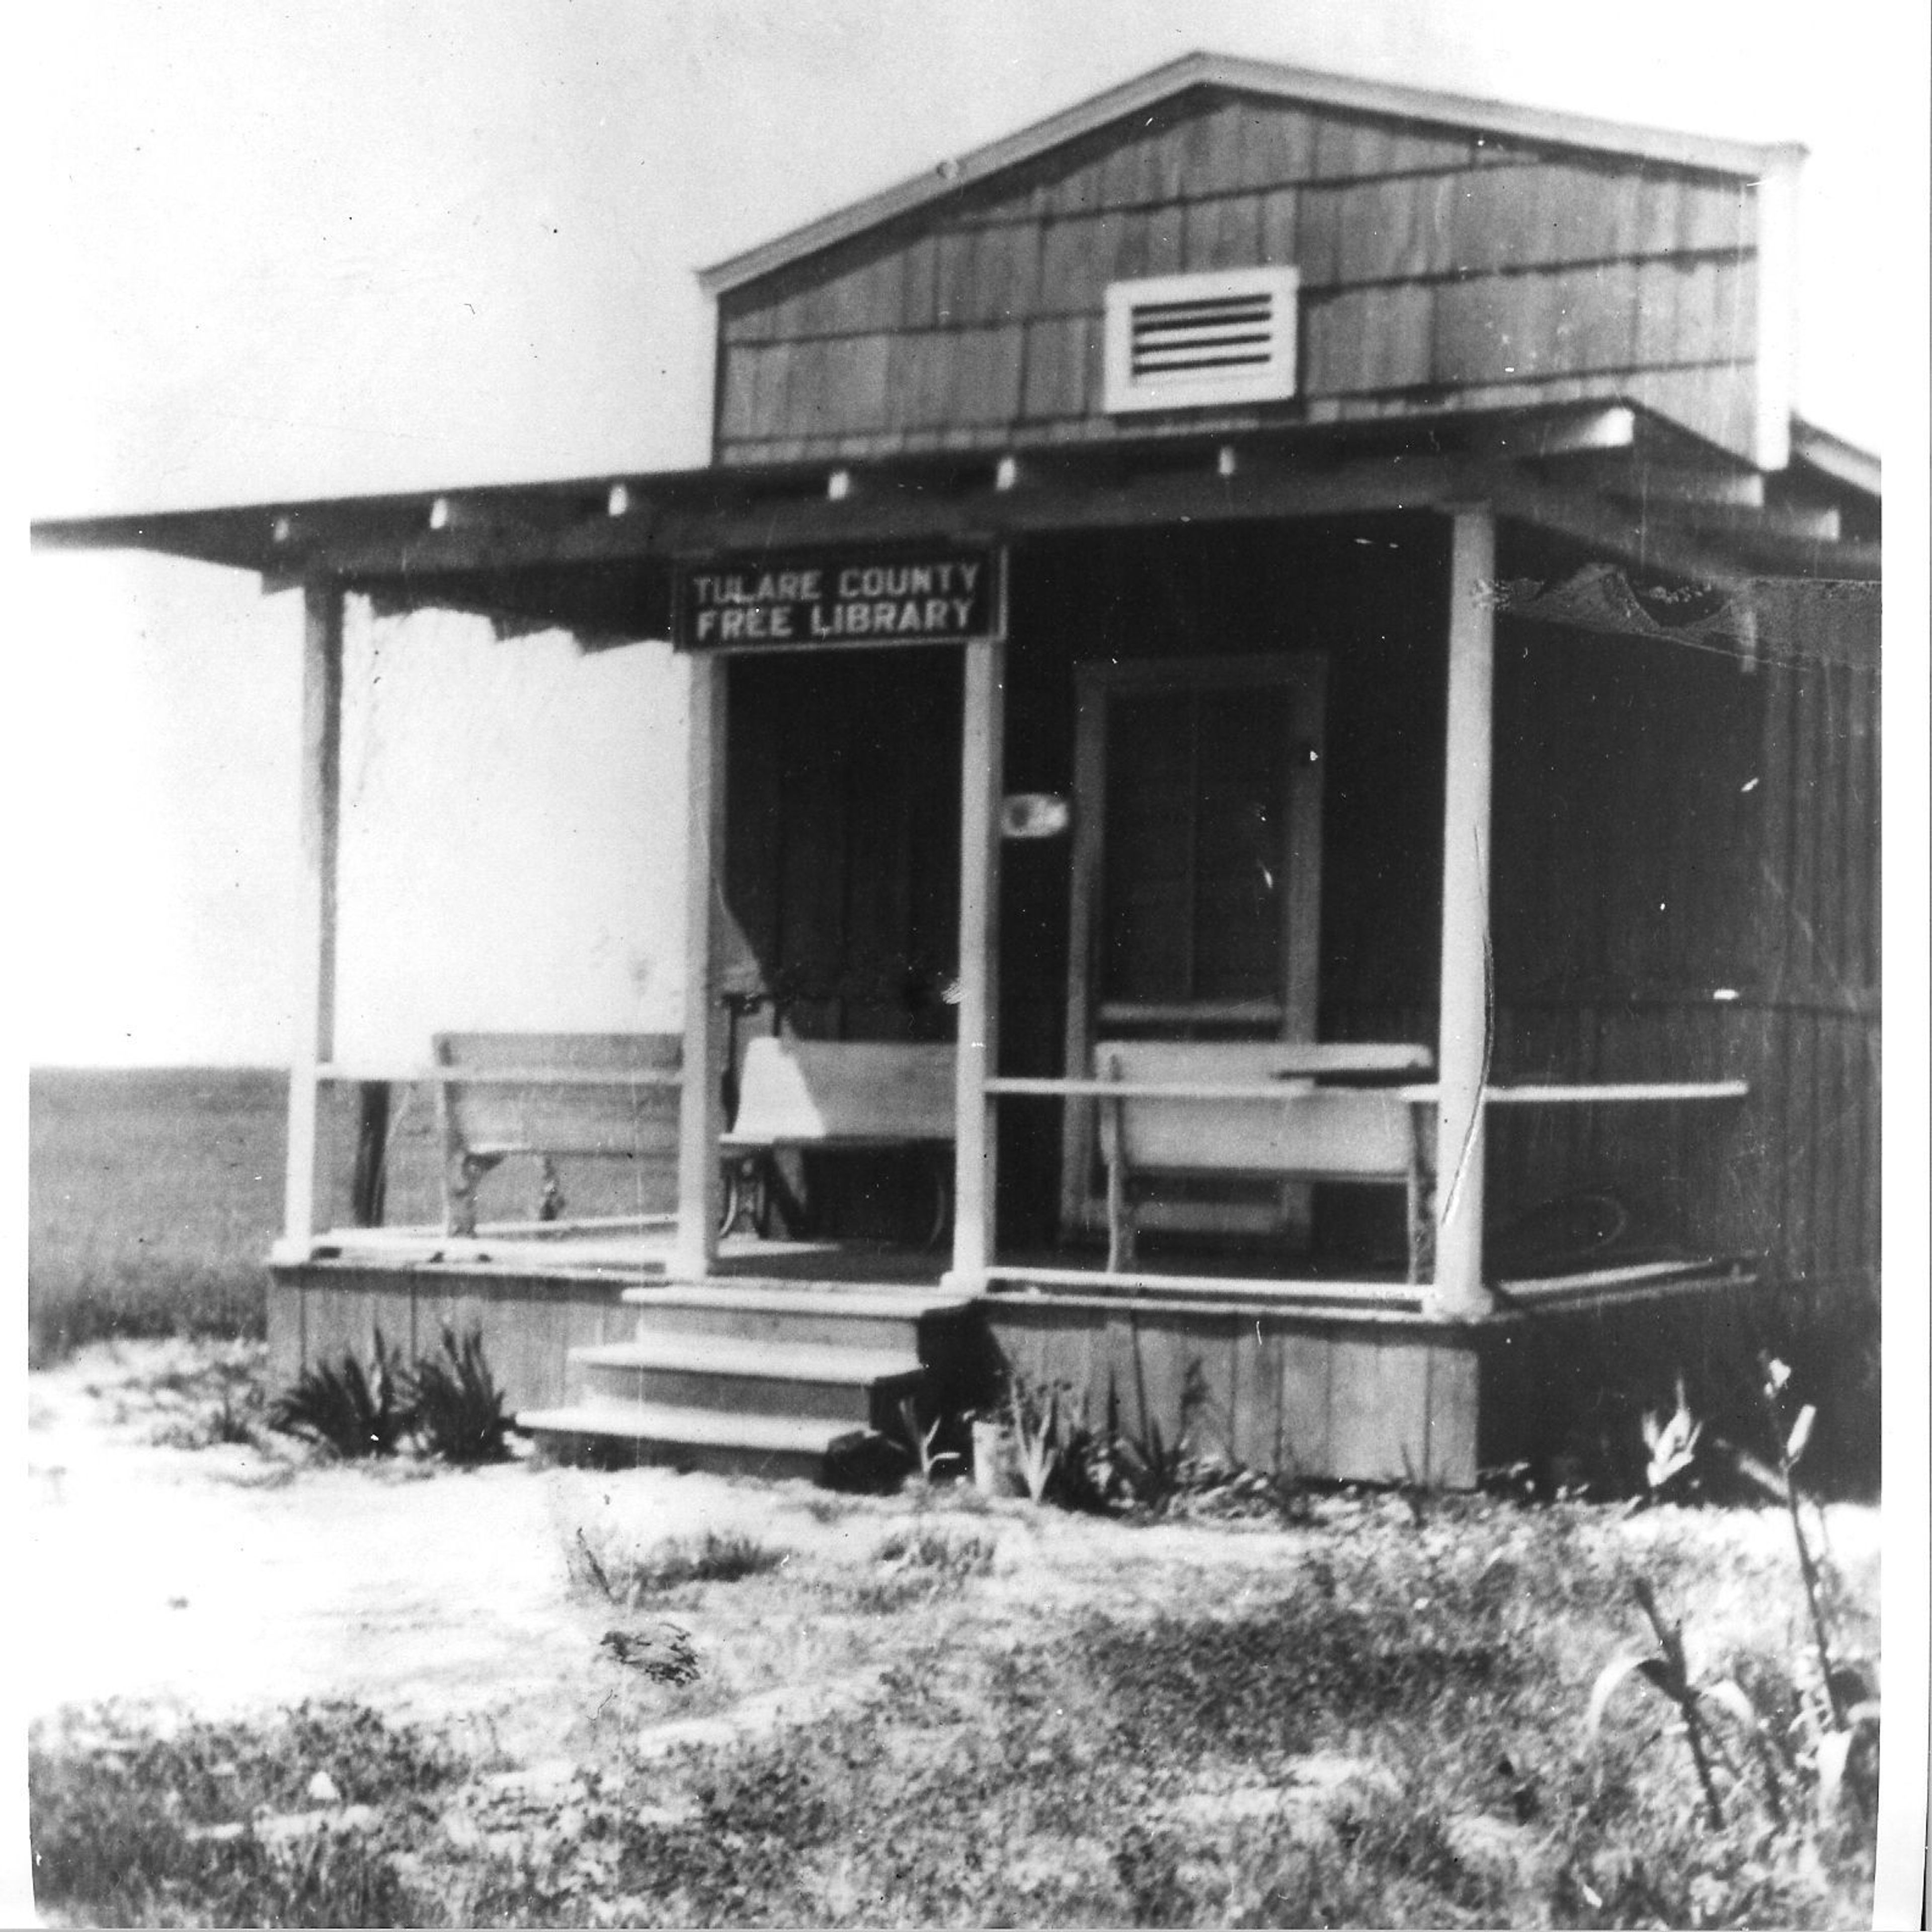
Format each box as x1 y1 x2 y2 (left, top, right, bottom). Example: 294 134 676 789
36 55 1880 1486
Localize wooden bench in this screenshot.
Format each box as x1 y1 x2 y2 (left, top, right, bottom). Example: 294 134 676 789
435 1031 683 1236
1093 1040 1436 1279
720 1036 956 1244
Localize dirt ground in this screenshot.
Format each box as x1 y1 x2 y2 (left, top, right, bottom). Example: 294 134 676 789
27 1339 1880 1752
23 1340 1370 1767
22 1336 1895 1931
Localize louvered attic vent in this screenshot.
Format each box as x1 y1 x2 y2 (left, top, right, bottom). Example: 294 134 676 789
1103 268 1300 415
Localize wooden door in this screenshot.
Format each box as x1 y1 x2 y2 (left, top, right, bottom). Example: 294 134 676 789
1060 655 1326 1238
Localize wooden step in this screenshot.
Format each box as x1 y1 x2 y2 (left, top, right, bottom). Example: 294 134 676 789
622 1282 975 1355
523 1282 984 1480
574 1336 923 1424
516 1401 862 1480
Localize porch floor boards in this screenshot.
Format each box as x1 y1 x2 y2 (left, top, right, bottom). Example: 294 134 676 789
296 1222 1745 1309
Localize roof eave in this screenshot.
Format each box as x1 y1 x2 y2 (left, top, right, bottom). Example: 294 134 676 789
698 49 1807 298
30 401 1877 592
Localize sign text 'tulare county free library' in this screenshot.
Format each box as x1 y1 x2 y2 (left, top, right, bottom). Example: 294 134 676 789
675 546 1005 650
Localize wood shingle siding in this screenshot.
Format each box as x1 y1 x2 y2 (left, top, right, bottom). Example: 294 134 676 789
714 87 1772 464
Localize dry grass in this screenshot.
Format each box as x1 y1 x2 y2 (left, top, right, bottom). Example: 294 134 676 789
28 1067 284 1366
29 1478 1882 1928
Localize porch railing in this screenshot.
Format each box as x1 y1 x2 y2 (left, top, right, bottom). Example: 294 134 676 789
977 1072 1749 1311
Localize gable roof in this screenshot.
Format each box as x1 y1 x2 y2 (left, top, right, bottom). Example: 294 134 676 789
699 50 1806 298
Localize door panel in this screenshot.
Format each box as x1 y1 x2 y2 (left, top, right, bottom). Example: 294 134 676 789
1061 654 1326 1240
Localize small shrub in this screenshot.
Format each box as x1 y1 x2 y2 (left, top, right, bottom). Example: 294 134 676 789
405 1325 512 1464
601 1624 701 1684
267 1331 408 1458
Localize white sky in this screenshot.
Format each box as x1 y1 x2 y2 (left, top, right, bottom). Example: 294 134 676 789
19 0 1929 1064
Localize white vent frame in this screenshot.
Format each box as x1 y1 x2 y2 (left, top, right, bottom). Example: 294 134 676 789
1102 268 1301 415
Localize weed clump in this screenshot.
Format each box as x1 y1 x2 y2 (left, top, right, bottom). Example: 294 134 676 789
29 1701 462 1926
853 1524 997 1612
870 1524 995 1578
572 1526 787 1605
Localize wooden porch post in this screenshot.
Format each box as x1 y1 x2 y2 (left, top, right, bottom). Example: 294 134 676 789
1431 510 1498 1318
674 651 727 1277
947 633 1005 1290
283 581 344 1248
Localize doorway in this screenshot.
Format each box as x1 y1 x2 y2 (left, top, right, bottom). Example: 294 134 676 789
719 647 963 1241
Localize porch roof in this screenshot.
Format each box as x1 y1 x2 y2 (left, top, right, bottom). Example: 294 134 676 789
33 399 1877 640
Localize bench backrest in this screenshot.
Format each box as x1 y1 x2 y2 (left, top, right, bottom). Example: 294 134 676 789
1097 1040 1432 1181
729 1037 956 1144
434 1031 683 1160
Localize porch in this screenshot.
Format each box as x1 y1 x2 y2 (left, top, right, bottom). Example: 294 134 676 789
269 1210 1754 1488
258 447 1817 1487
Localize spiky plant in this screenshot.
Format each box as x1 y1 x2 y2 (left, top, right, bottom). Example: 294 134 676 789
404 1326 512 1464
267 1331 408 1459
1007 1378 1062 1504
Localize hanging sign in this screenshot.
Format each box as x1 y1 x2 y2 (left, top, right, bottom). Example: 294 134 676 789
675 544 1005 652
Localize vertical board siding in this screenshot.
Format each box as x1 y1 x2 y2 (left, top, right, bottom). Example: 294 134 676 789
1427 1345 1480 1490
1787 669 1822 998
715 87 1765 461
1228 1320 1281 1471
1328 1336 1390 1479
988 1304 1480 1485
274 1266 640 1415
1276 1328 1333 1473
267 1278 305 1392
1488 571 1878 1300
